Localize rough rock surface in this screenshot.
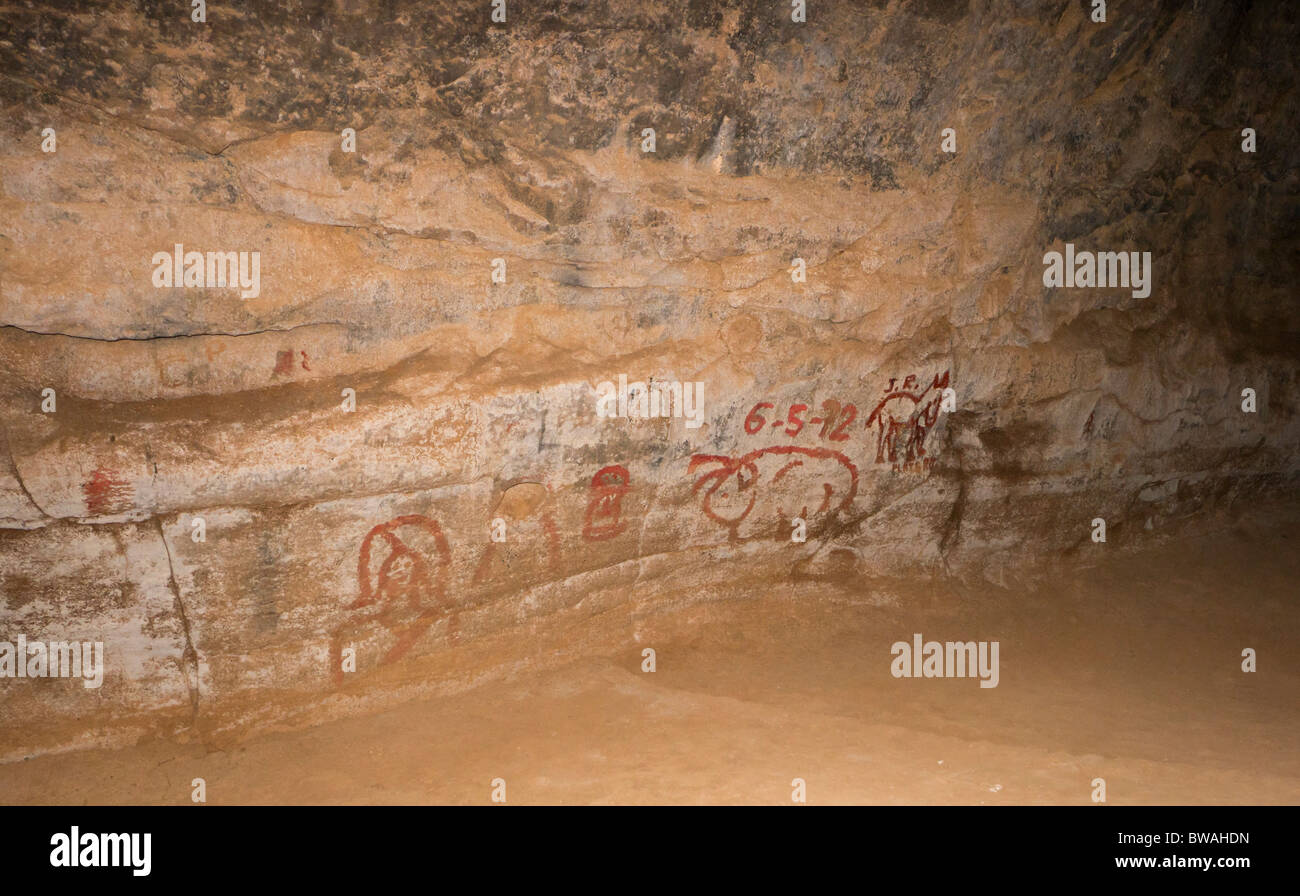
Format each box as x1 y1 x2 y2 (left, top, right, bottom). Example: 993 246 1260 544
0 0 1296 759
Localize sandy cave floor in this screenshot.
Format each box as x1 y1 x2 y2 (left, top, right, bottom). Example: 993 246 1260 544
1 518 1297 806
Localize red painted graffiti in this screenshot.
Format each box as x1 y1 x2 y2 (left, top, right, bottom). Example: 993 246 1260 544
740 372 950 471
273 350 295 375
582 464 631 541
329 514 452 686
689 445 858 540
273 349 312 375
744 401 857 441
82 467 132 516
864 371 950 472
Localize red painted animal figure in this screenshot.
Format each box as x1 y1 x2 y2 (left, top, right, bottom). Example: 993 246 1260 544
689 445 858 541
864 371 949 469
329 514 452 686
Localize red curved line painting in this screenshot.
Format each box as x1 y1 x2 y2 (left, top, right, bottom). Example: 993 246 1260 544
689 445 858 537
330 514 452 687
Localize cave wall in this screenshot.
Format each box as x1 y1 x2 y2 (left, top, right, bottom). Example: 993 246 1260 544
0 0 1297 757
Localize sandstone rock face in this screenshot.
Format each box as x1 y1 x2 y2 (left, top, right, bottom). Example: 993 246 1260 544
0 1 1296 759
